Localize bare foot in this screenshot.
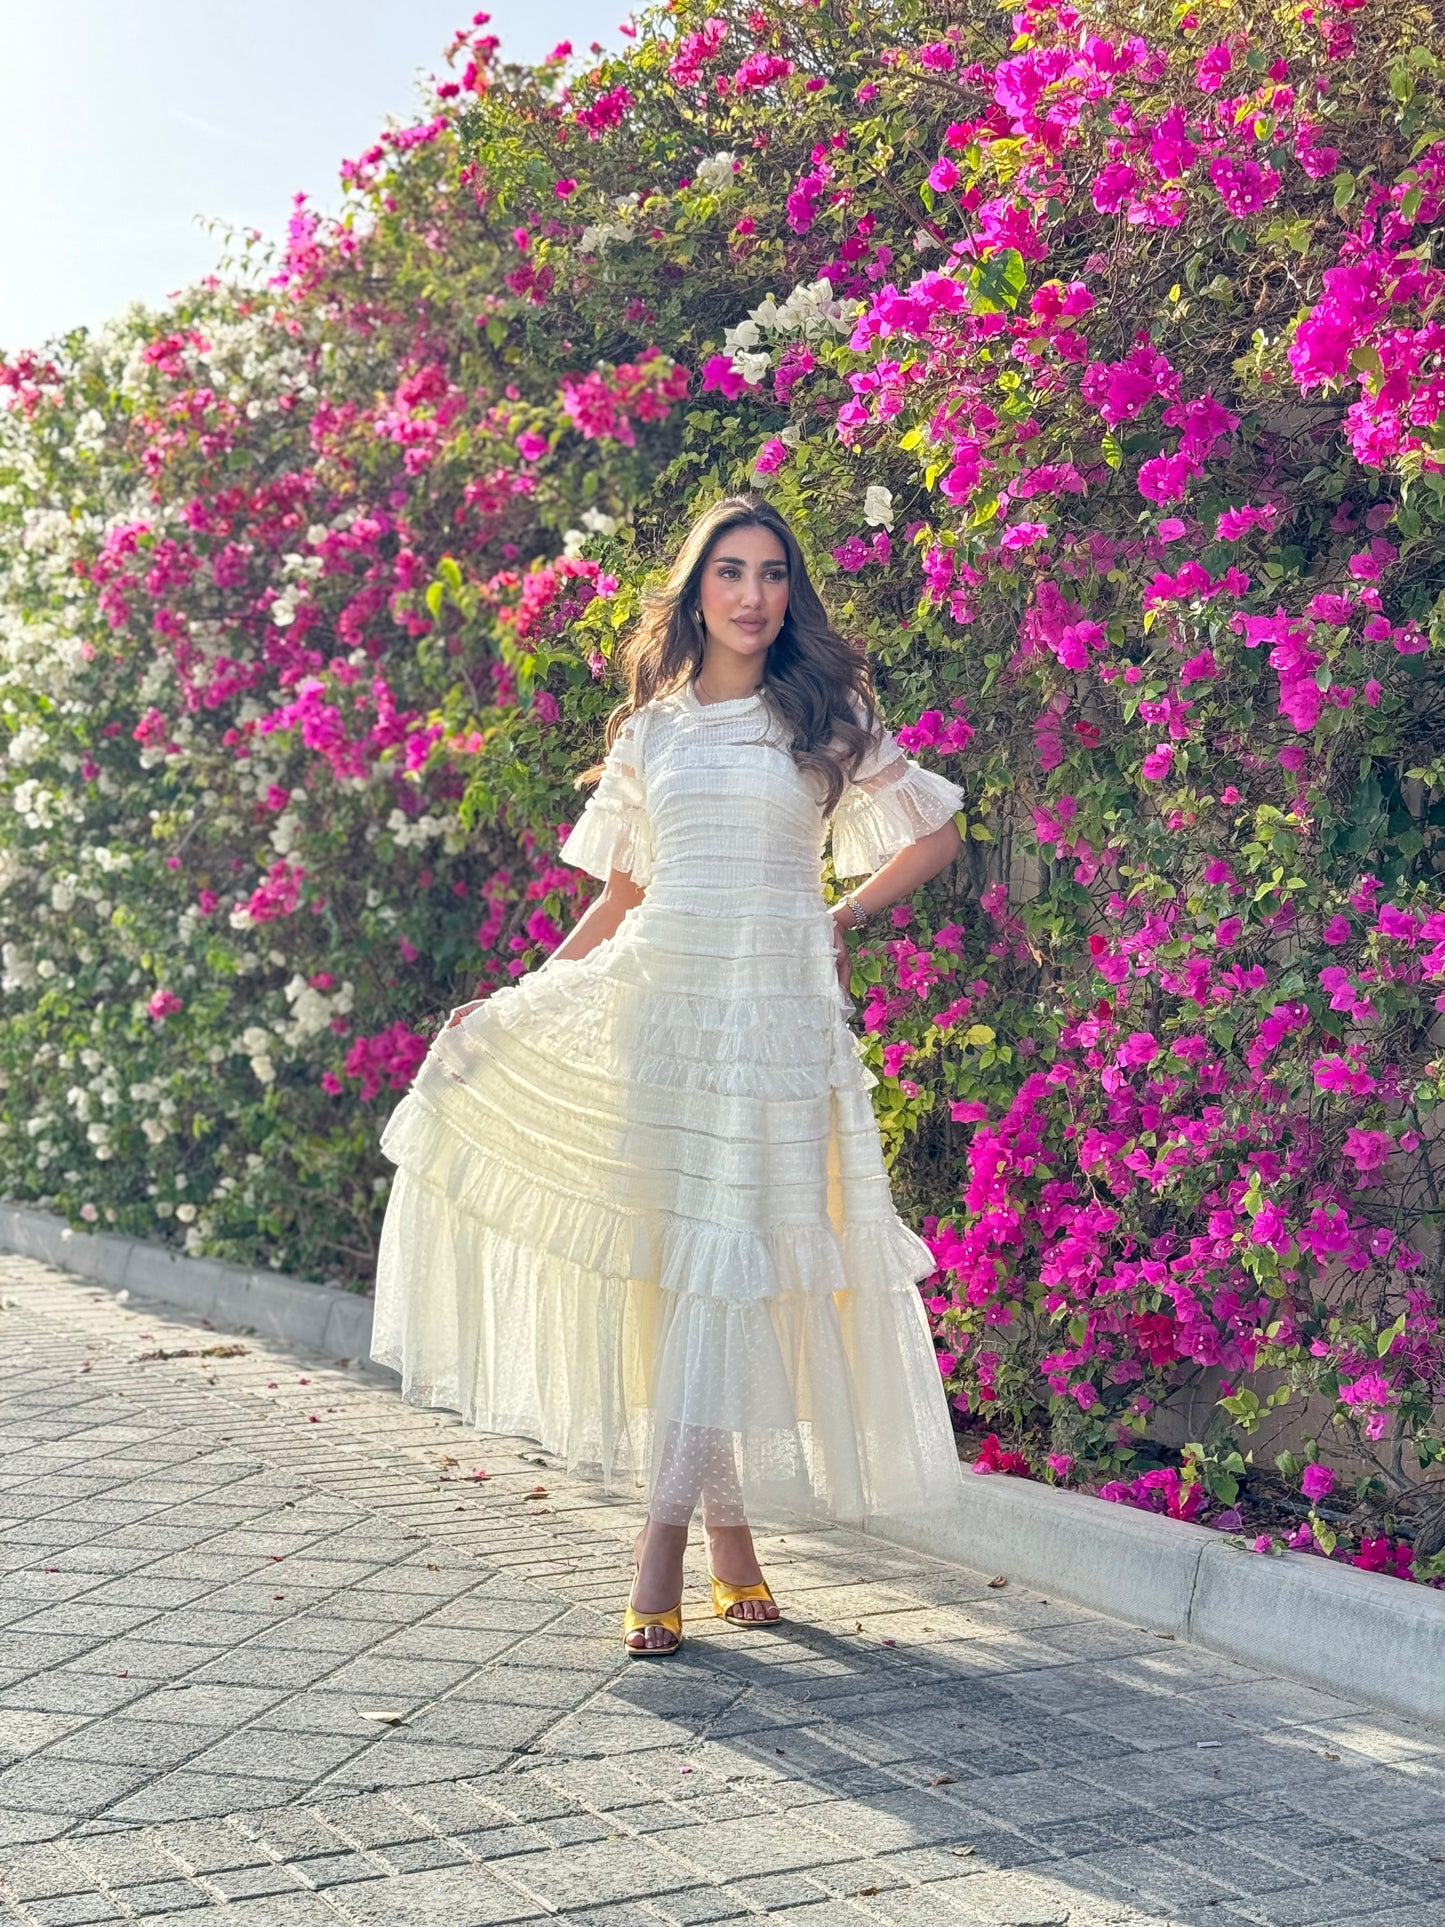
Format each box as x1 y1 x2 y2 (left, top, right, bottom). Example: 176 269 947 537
705 1520 780 1624
627 1521 687 1653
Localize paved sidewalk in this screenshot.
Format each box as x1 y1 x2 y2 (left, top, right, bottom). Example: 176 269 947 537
1 1256 1443 1927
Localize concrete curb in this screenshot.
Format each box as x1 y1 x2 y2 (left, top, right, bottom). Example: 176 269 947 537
0 1202 375 1362
3 1201 1441 1729
868 1473 1445 1729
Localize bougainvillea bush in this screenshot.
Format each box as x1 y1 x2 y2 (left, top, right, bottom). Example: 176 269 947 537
3 0 1444 1566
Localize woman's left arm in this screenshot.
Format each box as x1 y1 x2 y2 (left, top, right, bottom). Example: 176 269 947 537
828 818 963 987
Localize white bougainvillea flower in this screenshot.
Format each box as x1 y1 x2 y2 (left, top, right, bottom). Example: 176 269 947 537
863 485 894 530
693 151 737 192
731 350 772 386
577 219 634 254
723 317 763 356
720 275 863 382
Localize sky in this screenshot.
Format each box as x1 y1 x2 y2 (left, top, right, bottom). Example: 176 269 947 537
0 0 621 354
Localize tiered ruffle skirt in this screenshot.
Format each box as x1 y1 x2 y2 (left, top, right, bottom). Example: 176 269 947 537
371 900 962 1525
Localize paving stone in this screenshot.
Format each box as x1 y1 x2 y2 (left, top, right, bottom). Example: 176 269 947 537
182 1648 343 1689
730 1871 831 1909
1221 1873 1413 1924
368 1833 469 1873
759 1905 899 1927
0 1757 150 1817
651 1814 862 1880
319 1736 513 1792
182 1727 368 1782
8 1603 160 1641
47 1718 224 1771
204 1862 310 1900
69 1834 181 1886
293 1848 390 1887
306 1793 442 1849
105 1878 210 1914
146 1898 344 1926
573 1908 682 1927
647 1887 754 1924
0 1844 90 1902
502 1835 700 1906
1 1634 107 1675
103 1769 311 1823
0 1674 151 1719
319 1655 477 1697
24 1895 129 1925
61 1640 228 1683
330 1862 548 1923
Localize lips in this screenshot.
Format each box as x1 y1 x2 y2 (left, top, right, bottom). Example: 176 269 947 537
733 619 765 631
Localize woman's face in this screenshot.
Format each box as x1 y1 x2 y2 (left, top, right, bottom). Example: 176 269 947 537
694 524 790 665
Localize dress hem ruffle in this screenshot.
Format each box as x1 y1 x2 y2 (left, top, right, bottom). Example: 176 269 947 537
370 1169 964 1525
381 1084 938 1305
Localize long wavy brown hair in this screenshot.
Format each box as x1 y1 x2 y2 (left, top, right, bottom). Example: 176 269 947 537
575 494 880 815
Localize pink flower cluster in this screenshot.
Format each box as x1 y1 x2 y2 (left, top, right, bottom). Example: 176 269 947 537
559 351 690 449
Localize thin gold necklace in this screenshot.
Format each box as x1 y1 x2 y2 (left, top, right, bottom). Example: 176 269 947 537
694 670 761 705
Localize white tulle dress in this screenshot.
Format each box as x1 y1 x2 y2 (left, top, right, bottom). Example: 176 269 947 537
371 678 967 1527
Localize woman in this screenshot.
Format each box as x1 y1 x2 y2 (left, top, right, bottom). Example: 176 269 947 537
371 493 966 1656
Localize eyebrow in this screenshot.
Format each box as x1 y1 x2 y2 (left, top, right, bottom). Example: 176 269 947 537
712 554 787 566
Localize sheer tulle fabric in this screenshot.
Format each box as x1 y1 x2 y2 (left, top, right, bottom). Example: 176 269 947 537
371 682 967 1526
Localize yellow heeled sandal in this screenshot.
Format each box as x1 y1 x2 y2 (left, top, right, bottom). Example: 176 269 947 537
710 1573 779 1626
623 1569 684 1658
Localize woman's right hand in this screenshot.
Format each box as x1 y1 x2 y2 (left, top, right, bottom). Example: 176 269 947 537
830 914 853 995
444 999 484 1030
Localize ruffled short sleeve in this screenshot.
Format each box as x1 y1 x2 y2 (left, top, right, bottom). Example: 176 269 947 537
828 702 966 880
558 709 656 886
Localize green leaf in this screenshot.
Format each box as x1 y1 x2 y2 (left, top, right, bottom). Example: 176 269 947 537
971 248 1026 313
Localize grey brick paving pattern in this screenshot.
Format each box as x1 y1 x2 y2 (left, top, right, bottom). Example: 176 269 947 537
0 1257 1442 1927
